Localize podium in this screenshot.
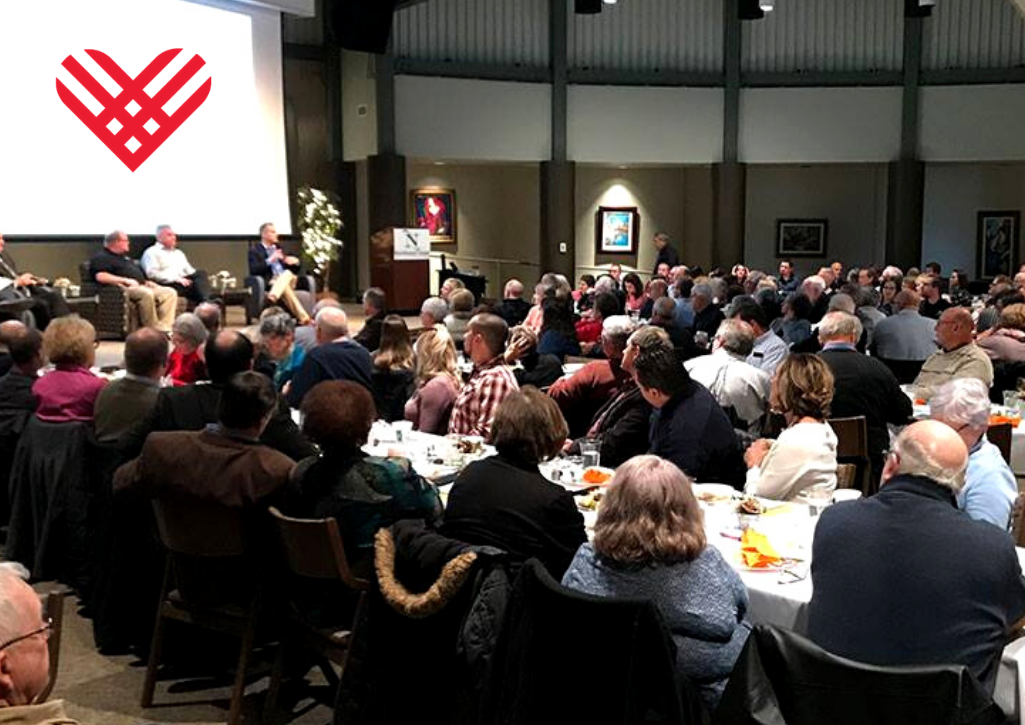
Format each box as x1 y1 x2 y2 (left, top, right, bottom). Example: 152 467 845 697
369 227 429 313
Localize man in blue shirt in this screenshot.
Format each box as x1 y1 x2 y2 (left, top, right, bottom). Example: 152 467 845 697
286 307 373 409
930 378 1018 530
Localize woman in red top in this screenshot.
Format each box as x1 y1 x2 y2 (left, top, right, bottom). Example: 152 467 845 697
165 312 208 386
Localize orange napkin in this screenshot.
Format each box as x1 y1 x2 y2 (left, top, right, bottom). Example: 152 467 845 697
740 529 782 569
989 414 1022 429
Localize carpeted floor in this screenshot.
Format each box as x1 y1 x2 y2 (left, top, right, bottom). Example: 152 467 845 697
47 589 335 725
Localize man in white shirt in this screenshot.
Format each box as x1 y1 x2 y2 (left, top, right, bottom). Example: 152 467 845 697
140 224 212 304
685 318 771 433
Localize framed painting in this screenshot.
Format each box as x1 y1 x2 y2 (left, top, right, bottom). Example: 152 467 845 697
977 210 1020 279
776 219 828 257
595 206 639 255
411 187 456 243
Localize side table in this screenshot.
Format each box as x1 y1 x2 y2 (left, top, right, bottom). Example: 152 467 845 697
218 288 254 324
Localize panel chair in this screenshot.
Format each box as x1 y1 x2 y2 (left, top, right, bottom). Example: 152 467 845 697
827 416 873 496
985 422 1012 466
262 507 369 721
142 499 262 725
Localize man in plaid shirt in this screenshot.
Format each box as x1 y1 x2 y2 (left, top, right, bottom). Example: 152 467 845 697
448 313 519 438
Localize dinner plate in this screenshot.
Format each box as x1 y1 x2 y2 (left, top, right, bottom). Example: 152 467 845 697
693 483 738 505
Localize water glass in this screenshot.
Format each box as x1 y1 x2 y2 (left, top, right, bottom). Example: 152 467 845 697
1003 390 1019 412
580 439 600 469
805 483 833 517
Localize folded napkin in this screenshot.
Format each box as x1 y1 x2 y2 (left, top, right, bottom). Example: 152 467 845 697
740 529 782 569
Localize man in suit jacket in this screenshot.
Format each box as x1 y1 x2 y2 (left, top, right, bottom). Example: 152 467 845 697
808 421 1025 695
94 327 167 445
248 222 312 325
123 329 315 462
0 232 70 329
818 312 912 483
286 307 373 409
114 371 294 507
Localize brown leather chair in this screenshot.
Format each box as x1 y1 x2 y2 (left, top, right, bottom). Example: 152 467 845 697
263 507 369 720
142 499 262 725
828 416 873 496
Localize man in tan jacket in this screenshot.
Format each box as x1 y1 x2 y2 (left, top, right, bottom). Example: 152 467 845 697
913 307 993 400
0 563 78 725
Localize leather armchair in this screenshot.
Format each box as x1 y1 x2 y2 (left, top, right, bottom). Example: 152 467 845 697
244 274 317 323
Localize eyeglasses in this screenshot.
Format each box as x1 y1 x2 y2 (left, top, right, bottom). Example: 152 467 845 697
0 618 52 651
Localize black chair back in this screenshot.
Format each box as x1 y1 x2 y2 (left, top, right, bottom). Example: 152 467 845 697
715 625 1004 725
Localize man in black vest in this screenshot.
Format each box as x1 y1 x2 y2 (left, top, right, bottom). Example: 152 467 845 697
0 232 70 329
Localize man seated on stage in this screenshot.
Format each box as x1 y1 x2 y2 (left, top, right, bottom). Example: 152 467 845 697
247 222 312 325
140 224 213 305
0 232 70 329
90 230 178 333
0 563 75 722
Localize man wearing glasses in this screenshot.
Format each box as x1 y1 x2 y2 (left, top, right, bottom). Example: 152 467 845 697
0 563 63 720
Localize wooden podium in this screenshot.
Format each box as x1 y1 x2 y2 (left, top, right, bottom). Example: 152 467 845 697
370 227 429 312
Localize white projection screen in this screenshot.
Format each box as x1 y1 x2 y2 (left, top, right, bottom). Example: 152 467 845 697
0 0 292 236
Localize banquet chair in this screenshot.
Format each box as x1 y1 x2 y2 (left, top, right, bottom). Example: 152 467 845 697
835 464 857 490
481 558 705 725
262 507 369 720
985 422 1012 466
1011 494 1025 546
827 417 872 496
142 498 263 725
714 624 1004 725
35 586 69 703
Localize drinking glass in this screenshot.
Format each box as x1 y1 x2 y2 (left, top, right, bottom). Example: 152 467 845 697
580 439 600 469
804 483 833 517
1003 390 1019 412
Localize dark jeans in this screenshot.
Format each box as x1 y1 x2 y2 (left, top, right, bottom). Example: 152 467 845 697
0 285 69 329
168 270 213 304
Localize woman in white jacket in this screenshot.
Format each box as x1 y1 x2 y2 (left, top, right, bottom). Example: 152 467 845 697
744 354 838 501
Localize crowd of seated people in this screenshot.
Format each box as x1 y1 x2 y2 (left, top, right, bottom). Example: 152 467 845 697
4 237 1025 724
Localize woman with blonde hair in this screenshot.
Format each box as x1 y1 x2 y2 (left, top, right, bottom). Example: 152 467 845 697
371 315 416 422
34 316 107 422
404 325 460 434
562 455 750 710
978 303 1025 363
744 354 838 500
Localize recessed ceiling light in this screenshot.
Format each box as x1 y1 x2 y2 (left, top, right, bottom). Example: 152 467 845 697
434 161 446 166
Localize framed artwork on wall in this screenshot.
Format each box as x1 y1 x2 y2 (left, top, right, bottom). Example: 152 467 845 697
411 187 456 243
977 210 1020 279
595 206 640 255
776 219 828 257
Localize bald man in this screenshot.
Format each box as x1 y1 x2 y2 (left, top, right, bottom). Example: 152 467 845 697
912 307 993 400
808 420 1025 695
0 563 68 718
0 320 28 378
285 307 373 408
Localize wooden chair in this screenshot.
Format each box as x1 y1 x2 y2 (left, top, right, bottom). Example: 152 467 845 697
835 464 858 490
1011 493 1025 546
986 422 1013 465
142 499 262 725
263 507 369 720
828 416 873 496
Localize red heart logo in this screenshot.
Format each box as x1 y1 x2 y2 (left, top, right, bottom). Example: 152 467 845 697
56 49 211 172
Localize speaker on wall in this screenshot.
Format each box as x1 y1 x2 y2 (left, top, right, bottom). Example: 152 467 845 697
329 0 400 54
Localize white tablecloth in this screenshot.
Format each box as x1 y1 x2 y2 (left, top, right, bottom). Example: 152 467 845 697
687 499 1025 722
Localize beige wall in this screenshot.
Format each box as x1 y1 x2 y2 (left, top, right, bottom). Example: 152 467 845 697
407 163 541 296
575 166 689 277
744 164 889 276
